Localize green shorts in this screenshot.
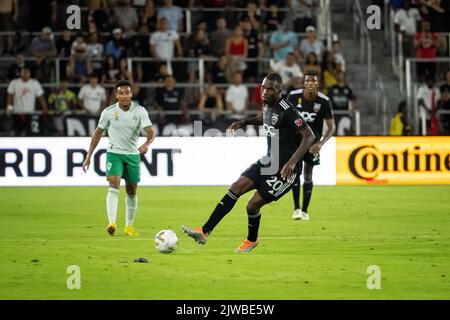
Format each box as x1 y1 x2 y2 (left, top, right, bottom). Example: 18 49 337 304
106 152 141 184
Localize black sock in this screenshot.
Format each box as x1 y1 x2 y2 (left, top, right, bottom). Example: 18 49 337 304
202 190 239 235
247 211 261 242
292 183 300 209
302 181 313 213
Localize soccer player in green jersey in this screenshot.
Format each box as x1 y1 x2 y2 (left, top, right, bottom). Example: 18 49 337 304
82 80 155 236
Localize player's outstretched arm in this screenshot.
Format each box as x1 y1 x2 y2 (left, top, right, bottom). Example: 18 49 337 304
281 125 315 180
228 115 263 132
82 128 104 173
138 127 155 155
310 117 336 153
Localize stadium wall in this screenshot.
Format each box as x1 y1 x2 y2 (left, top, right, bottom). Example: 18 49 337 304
1 137 449 186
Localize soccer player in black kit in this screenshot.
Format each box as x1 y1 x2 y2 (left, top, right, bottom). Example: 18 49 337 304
287 72 336 221
182 73 314 252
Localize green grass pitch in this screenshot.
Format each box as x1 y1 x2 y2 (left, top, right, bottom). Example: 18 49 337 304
0 185 449 300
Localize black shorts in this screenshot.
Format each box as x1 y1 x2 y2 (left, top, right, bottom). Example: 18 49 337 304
241 160 299 203
303 152 320 166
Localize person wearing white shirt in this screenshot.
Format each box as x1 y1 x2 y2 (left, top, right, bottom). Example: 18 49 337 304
299 25 324 61
6 66 48 135
78 73 107 115
417 75 441 134
394 0 421 57
225 72 249 120
149 17 183 62
270 52 304 88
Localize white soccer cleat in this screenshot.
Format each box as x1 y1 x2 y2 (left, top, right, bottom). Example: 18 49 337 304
292 209 303 220
301 211 310 221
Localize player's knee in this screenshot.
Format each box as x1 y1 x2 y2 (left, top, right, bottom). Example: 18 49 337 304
230 181 245 196
126 185 137 196
246 200 261 215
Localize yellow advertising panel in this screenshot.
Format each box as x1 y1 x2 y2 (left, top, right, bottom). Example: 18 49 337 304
336 137 450 185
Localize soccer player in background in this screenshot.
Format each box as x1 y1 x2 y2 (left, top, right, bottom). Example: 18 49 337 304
287 72 335 221
82 80 155 236
182 73 315 252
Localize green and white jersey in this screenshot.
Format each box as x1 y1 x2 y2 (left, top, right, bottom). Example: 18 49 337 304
98 102 152 155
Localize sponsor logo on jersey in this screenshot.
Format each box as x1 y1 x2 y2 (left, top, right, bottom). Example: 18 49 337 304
271 114 279 125
300 111 316 122
263 123 277 137
314 103 321 113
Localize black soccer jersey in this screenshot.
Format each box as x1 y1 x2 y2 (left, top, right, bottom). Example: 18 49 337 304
262 98 308 169
287 89 333 143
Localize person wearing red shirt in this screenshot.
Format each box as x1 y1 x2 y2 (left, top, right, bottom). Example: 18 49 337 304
414 20 438 81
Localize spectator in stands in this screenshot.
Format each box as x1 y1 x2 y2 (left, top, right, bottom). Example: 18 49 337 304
414 20 438 82
299 25 324 61
101 55 120 83
57 30 73 58
286 75 304 95
158 0 183 32
153 62 171 82
87 0 110 32
86 31 104 74
113 0 139 39
7 52 25 82
48 80 77 136
241 17 264 81
240 1 262 31
141 0 158 32
198 83 224 123
331 40 346 71
154 75 189 133
150 17 183 62
225 71 249 120
0 0 17 55
78 73 107 115
321 50 338 95
66 34 93 83
287 0 319 33
389 101 412 135
263 2 284 32
117 57 134 82
303 51 321 75
438 70 450 134
187 27 211 81
6 66 48 136
30 26 57 82
210 16 233 57
105 28 126 61
269 19 298 62
225 25 248 71
394 0 421 57
417 74 441 134
419 0 446 32
209 55 229 91
328 71 356 111
270 52 304 90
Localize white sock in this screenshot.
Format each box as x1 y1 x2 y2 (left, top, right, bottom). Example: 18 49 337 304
126 195 138 226
106 188 119 224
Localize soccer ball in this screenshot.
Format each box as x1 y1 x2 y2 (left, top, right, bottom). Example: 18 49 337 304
154 229 178 254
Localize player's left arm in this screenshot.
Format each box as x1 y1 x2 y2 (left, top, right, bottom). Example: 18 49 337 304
310 101 335 153
138 108 155 155
281 111 315 180
138 126 155 155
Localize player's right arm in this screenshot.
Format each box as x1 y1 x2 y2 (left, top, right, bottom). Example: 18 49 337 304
228 114 263 132
82 127 104 173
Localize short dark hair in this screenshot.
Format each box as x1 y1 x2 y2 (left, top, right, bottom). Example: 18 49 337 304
265 72 282 84
115 79 132 90
304 71 319 79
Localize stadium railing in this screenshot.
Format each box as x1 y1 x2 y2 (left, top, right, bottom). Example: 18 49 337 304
352 0 373 89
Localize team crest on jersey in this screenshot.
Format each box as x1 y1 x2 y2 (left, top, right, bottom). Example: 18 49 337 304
271 114 279 125
132 115 138 121
294 118 303 127
313 103 321 113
